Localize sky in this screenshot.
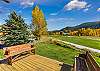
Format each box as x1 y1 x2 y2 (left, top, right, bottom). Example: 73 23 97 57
0 0 100 31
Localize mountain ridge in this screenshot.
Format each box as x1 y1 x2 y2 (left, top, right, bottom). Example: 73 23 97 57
60 21 100 32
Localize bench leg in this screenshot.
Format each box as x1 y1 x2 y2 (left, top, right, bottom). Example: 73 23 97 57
30 49 35 55
8 56 12 65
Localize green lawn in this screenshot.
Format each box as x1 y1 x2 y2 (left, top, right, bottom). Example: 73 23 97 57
0 49 4 59
36 42 80 64
51 35 100 50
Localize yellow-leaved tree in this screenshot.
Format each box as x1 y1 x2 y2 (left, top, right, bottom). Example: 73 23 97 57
32 6 48 40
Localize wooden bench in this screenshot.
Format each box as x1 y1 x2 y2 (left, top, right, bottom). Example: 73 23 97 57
74 52 100 71
3 44 35 65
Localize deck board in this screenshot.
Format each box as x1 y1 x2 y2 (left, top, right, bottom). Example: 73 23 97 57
22 56 55 71
27 56 60 71
0 64 11 71
0 65 5 71
12 63 25 71
30 55 62 69
0 55 63 71
6 64 18 71
20 60 39 71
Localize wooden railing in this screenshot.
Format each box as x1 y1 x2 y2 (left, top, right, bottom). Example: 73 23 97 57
74 52 100 71
86 52 100 71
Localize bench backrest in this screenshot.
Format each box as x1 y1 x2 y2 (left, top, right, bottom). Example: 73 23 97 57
74 52 100 71
85 52 100 71
4 44 32 55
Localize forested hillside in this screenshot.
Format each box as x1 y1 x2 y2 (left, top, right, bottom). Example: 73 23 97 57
61 21 100 31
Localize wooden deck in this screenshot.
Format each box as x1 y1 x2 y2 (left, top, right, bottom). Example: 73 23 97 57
0 55 64 71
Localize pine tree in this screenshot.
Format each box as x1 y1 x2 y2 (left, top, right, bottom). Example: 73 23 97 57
2 11 30 46
32 6 48 39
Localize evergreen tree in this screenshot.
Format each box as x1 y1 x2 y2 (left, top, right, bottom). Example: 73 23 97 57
2 11 30 46
32 6 48 39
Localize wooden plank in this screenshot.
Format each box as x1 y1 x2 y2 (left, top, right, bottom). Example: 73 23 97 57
28 56 61 71
18 59 39 71
13 61 30 71
31 55 62 65
12 64 24 71
6 64 18 71
0 65 5 71
13 62 28 71
15 60 36 71
23 55 59 71
0 64 11 71
0 54 62 71
11 48 35 56
26 55 62 70
24 60 51 71
30 59 61 71
22 58 53 71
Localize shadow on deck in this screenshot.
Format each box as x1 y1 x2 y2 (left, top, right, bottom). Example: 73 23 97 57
60 63 73 71
0 55 72 71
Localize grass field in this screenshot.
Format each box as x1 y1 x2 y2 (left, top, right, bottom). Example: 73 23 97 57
51 35 100 50
0 49 4 59
36 42 80 64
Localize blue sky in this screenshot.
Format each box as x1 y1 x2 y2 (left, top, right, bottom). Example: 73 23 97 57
0 0 100 31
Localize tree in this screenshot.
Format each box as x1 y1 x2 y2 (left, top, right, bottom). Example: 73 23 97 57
2 11 30 46
32 6 48 39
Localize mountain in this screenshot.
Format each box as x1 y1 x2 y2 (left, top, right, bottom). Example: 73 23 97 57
60 21 100 31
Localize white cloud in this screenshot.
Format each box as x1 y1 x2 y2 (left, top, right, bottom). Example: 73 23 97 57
83 8 89 12
97 8 100 12
50 13 58 16
20 0 35 8
64 0 89 10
